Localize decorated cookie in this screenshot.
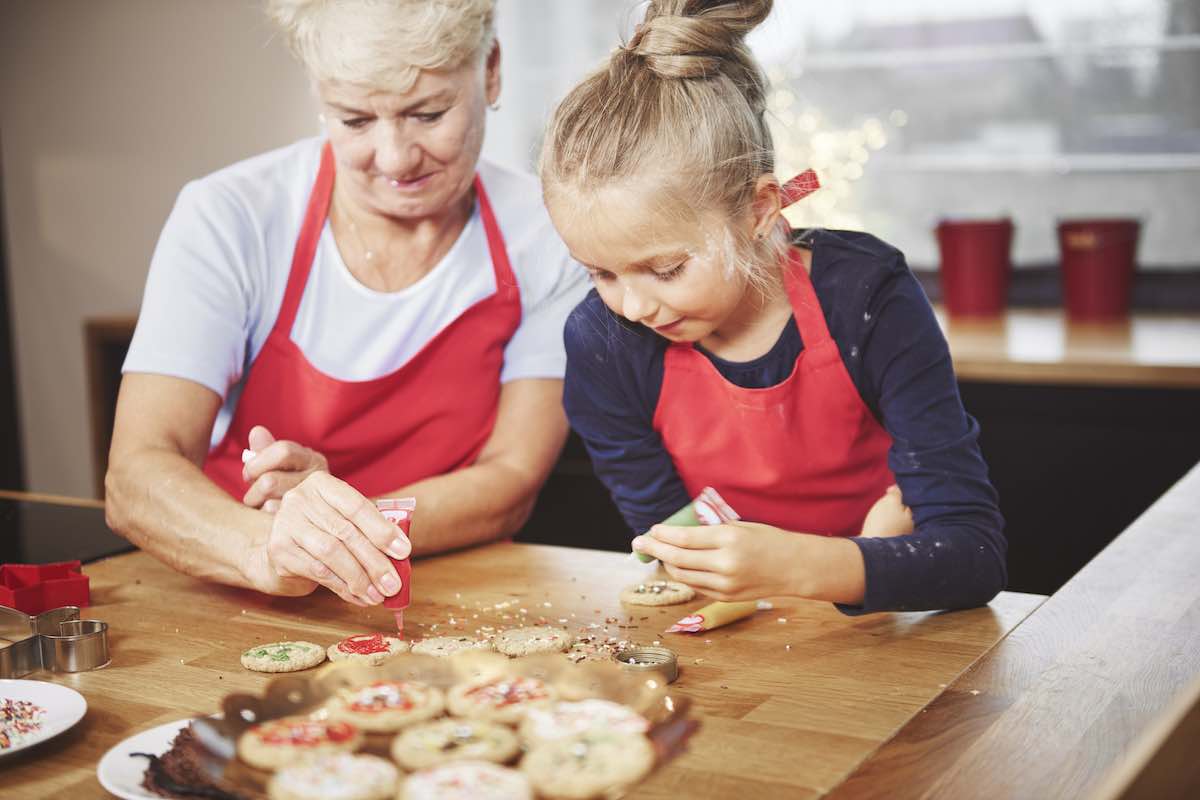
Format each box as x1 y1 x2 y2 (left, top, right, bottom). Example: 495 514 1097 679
327 633 410 666
619 580 695 607
518 699 650 748
400 761 532 800
492 626 570 657
267 753 398 800
522 730 655 799
237 717 362 770
447 676 557 724
390 718 520 770
324 680 444 733
411 636 493 657
240 641 326 673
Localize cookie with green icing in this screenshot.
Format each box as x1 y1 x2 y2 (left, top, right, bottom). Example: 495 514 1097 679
240 640 326 673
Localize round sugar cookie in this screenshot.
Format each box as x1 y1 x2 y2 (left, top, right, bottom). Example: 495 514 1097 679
400 761 532 800
267 753 398 800
410 636 493 657
237 717 362 770
326 633 410 666
324 680 444 732
446 676 556 725
390 718 520 770
619 580 695 606
522 730 655 799
240 641 326 673
518 699 649 748
492 626 569 657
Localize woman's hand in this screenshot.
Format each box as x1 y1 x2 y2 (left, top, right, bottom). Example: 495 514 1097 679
242 425 330 513
861 484 914 538
632 521 808 601
260 472 411 606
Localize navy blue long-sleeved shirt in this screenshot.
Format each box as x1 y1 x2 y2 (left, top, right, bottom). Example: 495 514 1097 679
563 229 1006 614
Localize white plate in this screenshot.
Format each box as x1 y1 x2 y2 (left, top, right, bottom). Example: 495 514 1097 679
96 717 195 800
0 678 87 758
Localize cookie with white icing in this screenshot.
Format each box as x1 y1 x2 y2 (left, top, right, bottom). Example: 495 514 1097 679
400 761 532 800
522 730 655 799
518 699 649 748
619 580 695 606
326 633 410 666
446 675 556 724
240 641 326 673
267 753 397 800
411 636 493 657
237 717 362 770
391 718 520 770
324 679 444 733
492 626 569 657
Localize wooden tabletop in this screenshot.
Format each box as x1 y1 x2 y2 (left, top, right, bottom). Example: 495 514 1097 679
829 459 1200 800
933 307 1200 388
2 542 1042 798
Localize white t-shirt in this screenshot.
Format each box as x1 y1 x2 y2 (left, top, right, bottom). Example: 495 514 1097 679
124 137 588 448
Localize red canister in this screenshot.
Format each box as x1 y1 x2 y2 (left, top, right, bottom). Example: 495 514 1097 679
935 218 1014 317
1058 218 1140 321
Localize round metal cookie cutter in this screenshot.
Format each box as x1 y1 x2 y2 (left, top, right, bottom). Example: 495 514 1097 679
615 645 679 684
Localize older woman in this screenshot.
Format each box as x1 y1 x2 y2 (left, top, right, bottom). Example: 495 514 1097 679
105 0 587 608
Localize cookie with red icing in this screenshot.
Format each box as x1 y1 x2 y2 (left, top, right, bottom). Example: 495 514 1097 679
400 761 532 800
327 633 410 666
237 717 362 770
324 680 444 733
446 676 556 725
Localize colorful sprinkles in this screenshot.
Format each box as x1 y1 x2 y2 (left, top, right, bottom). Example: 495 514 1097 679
1 698 46 750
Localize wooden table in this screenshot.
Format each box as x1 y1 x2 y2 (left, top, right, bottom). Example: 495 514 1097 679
830 460 1200 799
933 307 1200 388
2 542 1042 798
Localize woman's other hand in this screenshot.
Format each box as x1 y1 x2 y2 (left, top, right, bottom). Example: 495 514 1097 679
261 472 411 606
241 425 330 513
860 484 914 538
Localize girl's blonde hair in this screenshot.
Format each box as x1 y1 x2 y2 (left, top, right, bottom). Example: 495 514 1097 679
266 0 496 94
539 0 788 289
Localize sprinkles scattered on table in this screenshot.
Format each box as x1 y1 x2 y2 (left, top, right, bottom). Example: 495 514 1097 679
1 698 46 750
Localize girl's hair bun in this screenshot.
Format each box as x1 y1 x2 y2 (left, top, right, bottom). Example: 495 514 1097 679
627 0 773 80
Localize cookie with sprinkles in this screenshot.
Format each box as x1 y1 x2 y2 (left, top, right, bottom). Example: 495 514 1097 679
327 633 410 666
400 761 532 800
324 680 444 733
240 641 326 673
267 753 398 800
518 699 649 748
446 675 557 724
410 636 493 657
619 580 695 606
492 626 569 657
237 717 363 770
391 718 520 770
522 730 655 799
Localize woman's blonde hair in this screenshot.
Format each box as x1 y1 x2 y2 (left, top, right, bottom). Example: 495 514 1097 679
266 0 496 93
539 0 787 289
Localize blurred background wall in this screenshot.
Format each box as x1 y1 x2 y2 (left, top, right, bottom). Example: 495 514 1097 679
1 0 1197 501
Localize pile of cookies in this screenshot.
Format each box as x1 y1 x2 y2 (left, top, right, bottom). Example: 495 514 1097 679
234 661 660 799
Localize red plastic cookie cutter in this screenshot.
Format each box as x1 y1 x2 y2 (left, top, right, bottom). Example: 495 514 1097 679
0 561 90 615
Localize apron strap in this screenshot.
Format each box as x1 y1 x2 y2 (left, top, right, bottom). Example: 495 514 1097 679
274 141 336 337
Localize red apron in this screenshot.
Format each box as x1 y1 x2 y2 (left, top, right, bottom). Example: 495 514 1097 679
204 143 521 498
651 244 894 536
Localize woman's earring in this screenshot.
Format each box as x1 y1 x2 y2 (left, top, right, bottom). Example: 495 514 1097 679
488 100 501 111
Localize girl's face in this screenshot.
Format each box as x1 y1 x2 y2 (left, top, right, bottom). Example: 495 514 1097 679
548 185 755 343
318 47 500 222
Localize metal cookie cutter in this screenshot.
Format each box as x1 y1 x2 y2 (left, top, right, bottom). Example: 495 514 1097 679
0 604 110 677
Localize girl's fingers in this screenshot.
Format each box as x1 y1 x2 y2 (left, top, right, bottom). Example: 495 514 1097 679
646 524 725 549
660 563 733 595
633 535 725 571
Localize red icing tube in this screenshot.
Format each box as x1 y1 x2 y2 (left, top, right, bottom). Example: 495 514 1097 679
376 498 414 636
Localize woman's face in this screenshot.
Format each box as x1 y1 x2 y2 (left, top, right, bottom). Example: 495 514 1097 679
318 48 499 222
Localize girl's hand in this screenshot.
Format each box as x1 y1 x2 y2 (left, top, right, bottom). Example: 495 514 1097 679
632 521 806 601
261 471 411 606
242 425 330 513
861 484 914 538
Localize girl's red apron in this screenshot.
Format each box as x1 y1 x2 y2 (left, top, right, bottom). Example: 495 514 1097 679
204 143 521 498
652 243 894 536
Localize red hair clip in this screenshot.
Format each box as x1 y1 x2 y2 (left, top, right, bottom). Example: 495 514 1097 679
780 169 820 207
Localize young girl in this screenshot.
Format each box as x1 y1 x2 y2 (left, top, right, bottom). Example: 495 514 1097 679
539 0 1005 613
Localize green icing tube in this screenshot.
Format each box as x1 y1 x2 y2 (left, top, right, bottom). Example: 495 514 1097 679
635 502 700 562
